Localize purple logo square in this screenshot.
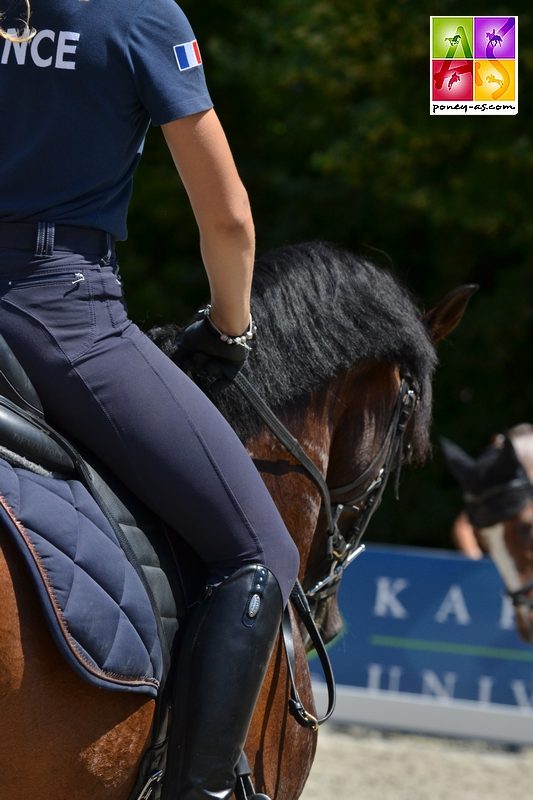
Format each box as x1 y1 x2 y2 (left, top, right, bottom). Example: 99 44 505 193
474 17 516 59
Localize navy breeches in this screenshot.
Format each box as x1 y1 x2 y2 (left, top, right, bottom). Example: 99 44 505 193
0 232 299 605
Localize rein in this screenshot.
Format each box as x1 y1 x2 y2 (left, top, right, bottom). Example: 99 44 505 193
233 372 418 729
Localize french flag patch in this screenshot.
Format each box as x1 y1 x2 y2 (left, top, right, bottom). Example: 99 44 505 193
173 40 202 71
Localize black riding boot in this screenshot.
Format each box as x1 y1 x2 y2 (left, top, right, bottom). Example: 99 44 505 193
165 564 283 800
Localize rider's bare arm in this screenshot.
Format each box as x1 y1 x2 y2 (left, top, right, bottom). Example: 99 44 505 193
162 109 255 336
451 511 483 559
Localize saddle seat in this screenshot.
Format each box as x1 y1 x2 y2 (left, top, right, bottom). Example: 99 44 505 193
0 332 192 698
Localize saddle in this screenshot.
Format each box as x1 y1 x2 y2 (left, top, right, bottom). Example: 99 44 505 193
0 333 200 799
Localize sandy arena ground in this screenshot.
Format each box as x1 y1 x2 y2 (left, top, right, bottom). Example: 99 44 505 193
301 724 533 800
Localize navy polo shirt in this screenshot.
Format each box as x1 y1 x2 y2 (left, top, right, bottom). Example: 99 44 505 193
0 0 213 240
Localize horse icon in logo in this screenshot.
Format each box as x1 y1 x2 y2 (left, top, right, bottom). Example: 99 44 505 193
486 29 503 47
487 74 504 89
448 72 461 90
445 34 461 46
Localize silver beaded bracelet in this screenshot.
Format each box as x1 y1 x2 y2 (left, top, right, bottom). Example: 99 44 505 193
200 304 257 348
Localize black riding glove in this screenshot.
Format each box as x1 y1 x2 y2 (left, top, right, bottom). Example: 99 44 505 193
174 311 253 393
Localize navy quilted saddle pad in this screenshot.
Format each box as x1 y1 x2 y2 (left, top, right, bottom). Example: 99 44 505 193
0 335 189 698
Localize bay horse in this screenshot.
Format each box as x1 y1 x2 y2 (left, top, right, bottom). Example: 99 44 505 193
442 423 533 643
0 242 474 799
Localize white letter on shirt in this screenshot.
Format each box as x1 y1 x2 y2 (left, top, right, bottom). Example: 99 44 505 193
55 31 80 70
31 30 55 68
1 29 28 65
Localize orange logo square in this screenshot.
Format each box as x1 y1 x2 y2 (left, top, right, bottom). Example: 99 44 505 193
474 59 516 101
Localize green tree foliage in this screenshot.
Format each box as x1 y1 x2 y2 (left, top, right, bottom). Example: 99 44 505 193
123 0 532 548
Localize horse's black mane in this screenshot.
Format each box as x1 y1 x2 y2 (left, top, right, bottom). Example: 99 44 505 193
150 242 437 459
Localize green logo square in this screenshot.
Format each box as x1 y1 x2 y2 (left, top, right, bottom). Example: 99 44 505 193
432 17 474 59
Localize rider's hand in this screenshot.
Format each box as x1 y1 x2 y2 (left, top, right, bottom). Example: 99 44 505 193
173 310 253 393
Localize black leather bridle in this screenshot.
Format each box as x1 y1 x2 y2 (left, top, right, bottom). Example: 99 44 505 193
233 371 419 729
305 376 418 607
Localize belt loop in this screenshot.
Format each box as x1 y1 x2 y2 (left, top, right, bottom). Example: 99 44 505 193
35 221 47 256
45 222 55 256
100 232 113 266
35 222 55 256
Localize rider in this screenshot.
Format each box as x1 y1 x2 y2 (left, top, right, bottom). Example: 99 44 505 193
0 2 299 798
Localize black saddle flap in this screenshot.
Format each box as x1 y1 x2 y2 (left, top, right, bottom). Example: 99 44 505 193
0 403 75 474
0 333 44 416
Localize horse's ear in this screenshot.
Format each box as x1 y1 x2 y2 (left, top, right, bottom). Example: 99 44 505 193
499 434 524 472
423 285 478 344
440 437 475 488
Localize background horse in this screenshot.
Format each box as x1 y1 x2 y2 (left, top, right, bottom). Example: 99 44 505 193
442 423 533 643
0 242 473 799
